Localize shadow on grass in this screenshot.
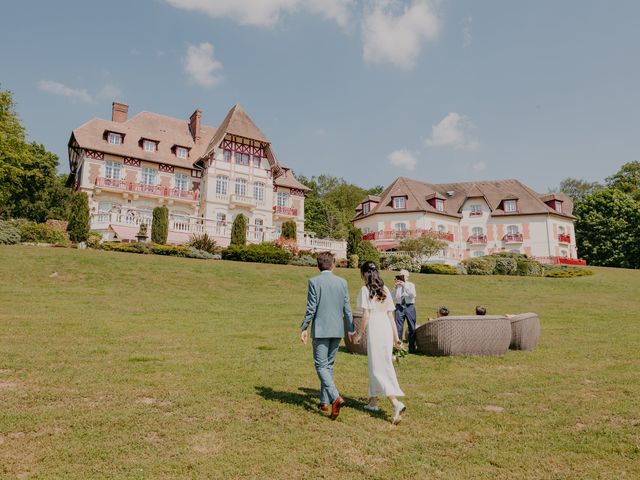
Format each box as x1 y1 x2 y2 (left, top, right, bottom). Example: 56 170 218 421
255 386 388 420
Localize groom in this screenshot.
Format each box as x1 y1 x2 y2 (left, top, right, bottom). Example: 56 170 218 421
300 251 355 420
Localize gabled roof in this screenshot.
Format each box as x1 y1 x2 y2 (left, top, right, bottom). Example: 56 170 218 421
355 177 575 220
70 112 216 169
204 104 269 157
274 167 310 191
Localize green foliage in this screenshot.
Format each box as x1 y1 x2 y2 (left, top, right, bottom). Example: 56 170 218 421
86 231 103 249
150 244 190 257
151 207 169 245
494 256 518 275
606 161 640 201
281 220 297 240
100 242 150 254
0 219 20 244
185 247 220 260
574 189 640 268
397 236 447 261
420 264 458 275
516 259 545 277
347 225 362 258
99 242 217 260
230 213 248 246
556 178 604 204
544 266 595 278
67 192 90 243
290 254 317 267
356 240 380 266
462 256 497 275
381 254 421 273
348 254 359 269
222 242 292 265
10 219 68 245
187 233 220 254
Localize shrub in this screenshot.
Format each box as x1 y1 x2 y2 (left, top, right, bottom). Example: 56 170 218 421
151 207 169 244
230 214 247 246
462 256 497 275
187 233 220 254
544 266 594 278
281 220 297 240
273 237 299 256
150 244 190 257
494 256 518 275
493 251 527 259
222 242 292 265
86 231 103 249
420 264 458 275
348 254 359 269
347 226 363 258
516 259 545 277
67 192 90 243
357 240 380 266
100 242 150 254
290 254 317 267
0 220 20 244
185 247 219 260
383 254 421 273
11 219 68 245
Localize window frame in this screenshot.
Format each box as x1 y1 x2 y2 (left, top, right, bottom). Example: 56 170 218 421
362 202 370 215
176 147 188 159
141 167 157 186
277 191 289 207
235 177 248 197
392 196 406 209
105 160 122 180
253 182 265 202
215 175 228 195
175 173 189 191
503 199 518 213
107 132 122 145
395 222 407 232
435 198 445 211
143 140 157 153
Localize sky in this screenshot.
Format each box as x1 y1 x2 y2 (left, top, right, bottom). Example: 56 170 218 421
1 0 639 192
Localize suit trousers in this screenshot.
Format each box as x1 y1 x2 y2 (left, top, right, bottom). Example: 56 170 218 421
395 303 417 353
312 337 341 404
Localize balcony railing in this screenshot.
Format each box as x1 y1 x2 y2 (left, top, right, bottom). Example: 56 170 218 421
558 234 571 244
468 234 488 245
469 211 483 217
230 194 259 207
362 229 454 242
273 205 298 217
533 256 586 266
95 177 199 201
503 233 524 243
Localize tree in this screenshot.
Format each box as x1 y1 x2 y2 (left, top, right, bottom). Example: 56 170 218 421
151 206 169 244
281 220 297 240
606 161 640 201
230 213 247 246
555 178 604 204
357 240 380 267
347 225 363 257
574 189 640 268
67 192 90 243
397 236 447 262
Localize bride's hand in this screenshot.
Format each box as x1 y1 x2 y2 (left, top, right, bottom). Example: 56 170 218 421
394 339 402 348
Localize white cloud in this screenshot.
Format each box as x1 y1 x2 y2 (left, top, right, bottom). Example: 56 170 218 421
388 149 417 171
184 42 224 87
462 16 472 47
38 80 93 103
425 112 479 150
99 84 123 100
362 0 440 69
165 0 353 28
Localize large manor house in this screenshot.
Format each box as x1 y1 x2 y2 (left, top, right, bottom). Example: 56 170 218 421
68 102 580 265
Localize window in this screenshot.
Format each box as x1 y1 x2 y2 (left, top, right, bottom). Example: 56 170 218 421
215 175 228 195
558 225 566 234
435 198 445 211
252 155 262 168
473 250 485 257
555 201 563 213
223 149 231 162
277 192 289 207
393 197 406 209
235 152 250 166
362 227 370 234
105 160 122 180
141 167 156 186
216 212 226 225
438 224 447 233
395 223 407 231
107 132 122 144
143 140 156 152
470 204 482 216
561 250 568 258
235 178 248 197
175 173 189 191
98 202 118 212
504 200 517 212
507 225 519 235
176 147 188 159
255 218 264 230
362 203 370 214
253 182 265 202
472 227 484 236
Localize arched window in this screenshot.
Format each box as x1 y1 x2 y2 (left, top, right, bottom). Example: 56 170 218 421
472 226 484 236
507 225 519 235
215 175 228 195
235 178 248 197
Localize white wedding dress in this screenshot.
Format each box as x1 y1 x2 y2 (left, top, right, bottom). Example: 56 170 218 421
357 285 405 398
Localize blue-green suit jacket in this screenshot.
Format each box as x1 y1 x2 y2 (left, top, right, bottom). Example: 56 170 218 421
301 271 354 339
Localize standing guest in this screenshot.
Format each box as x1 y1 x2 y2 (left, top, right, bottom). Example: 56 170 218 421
300 252 355 420
393 269 417 353
475 305 487 316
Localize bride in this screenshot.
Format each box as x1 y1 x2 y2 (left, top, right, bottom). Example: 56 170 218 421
353 261 406 425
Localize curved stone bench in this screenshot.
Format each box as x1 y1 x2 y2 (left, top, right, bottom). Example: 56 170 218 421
415 315 512 356
508 312 540 351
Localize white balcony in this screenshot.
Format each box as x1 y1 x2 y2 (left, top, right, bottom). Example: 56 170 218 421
230 194 258 208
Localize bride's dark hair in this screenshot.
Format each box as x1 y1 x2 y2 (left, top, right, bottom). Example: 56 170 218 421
360 261 386 302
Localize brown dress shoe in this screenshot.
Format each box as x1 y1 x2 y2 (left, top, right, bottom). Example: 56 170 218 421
329 396 345 420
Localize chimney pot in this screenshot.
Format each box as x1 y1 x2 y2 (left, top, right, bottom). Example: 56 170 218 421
189 109 202 142
112 102 128 123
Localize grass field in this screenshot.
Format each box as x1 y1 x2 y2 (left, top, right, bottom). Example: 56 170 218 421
1 246 639 479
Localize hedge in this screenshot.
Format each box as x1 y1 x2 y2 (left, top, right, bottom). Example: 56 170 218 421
544 266 594 278
0 220 20 245
10 219 68 245
99 242 218 260
420 264 458 275
494 256 518 275
462 256 497 275
222 243 292 264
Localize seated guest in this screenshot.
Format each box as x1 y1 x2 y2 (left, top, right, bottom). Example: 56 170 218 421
475 305 487 316
429 306 449 321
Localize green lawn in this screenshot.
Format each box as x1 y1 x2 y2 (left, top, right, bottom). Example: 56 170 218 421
1 246 638 479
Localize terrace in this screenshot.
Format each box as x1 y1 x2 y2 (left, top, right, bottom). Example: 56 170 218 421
95 177 199 201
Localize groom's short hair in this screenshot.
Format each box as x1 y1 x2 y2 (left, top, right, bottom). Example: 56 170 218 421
317 252 335 271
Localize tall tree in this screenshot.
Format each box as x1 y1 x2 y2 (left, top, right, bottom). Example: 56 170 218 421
606 161 640 201
67 192 90 243
554 178 604 204
151 206 169 244
230 213 247 246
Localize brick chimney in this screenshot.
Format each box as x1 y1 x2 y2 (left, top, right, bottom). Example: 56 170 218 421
189 109 202 142
112 102 128 123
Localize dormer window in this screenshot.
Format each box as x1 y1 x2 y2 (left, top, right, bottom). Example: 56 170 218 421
554 200 563 213
143 140 157 152
435 198 445 212
176 147 188 159
393 197 406 209
362 202 370 214
504 199 518 212
107 132 122 145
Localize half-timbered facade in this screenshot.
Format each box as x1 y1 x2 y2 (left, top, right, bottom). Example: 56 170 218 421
68 102 346 257
353 177 583 265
